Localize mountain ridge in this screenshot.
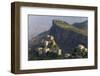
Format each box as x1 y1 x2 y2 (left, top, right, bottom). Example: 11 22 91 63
52 20 87 36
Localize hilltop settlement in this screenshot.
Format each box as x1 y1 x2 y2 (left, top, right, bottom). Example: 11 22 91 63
28 20 88 60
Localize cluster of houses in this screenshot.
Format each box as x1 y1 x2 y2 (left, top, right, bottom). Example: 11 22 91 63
36 35 62 56
64 44 88 58
34 34 87 59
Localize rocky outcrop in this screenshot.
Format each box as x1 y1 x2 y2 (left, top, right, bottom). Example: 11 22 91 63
50 20 88 53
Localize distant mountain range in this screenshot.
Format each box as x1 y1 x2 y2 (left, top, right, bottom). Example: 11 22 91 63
29 19 88 54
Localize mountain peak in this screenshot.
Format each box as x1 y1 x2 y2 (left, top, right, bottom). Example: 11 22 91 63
52 19 87 36
53 19 70 25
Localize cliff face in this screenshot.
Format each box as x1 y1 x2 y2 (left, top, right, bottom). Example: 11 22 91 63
50 20 88 53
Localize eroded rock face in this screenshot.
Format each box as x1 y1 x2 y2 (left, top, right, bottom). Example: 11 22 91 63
50 20 88 53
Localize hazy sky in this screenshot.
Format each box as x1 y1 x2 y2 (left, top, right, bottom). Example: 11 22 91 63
28 15 87 40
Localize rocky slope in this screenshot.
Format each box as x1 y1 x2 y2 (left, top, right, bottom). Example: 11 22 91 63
50 20 88 53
